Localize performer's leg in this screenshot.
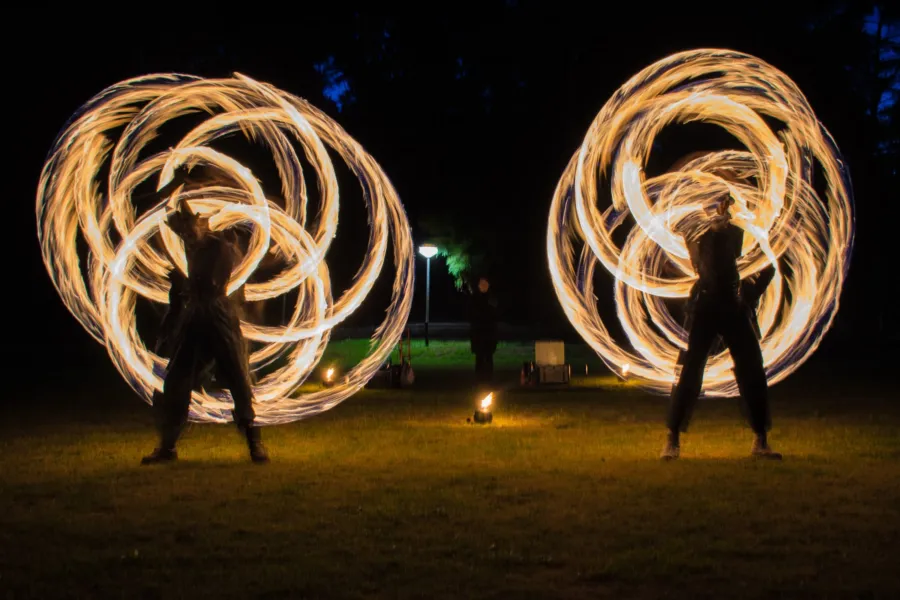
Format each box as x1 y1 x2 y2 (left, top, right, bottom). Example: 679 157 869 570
150 388 166 432
209 330 255 427
150 338 171 432
722 310 781 459
208 301 267 463
142 333 199 464
668 309 718 435
474 352 487 382
242 337 257 385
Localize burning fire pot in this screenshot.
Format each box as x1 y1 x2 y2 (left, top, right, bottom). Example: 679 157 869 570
474 392 493 424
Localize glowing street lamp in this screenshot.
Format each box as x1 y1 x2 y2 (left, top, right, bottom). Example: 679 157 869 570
418 244 439 258
474 392 493 424
418 244 438 347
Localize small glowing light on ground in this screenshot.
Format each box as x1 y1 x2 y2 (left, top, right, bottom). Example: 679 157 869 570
622 363 631 377
474 392 493 424
323 366 336 388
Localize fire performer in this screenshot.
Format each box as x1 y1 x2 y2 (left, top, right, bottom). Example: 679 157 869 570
661 194 781 460
141 165 268 464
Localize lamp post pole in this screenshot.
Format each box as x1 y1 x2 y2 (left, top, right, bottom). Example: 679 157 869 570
418 244 438 347
425 255 431 347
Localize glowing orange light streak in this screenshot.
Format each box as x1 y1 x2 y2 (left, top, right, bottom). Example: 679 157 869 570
37 73 414 424
548 49 853 397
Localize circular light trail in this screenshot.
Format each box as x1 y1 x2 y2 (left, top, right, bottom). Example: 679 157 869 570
37 73 414 424
548 49 854 396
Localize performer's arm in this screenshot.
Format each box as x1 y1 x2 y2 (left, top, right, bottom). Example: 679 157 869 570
731 225 744 261
156 270 185 350
681 232 700 275
165 193 203 245
743 263 777 311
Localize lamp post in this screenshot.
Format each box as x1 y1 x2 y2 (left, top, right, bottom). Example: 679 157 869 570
418 244 438 347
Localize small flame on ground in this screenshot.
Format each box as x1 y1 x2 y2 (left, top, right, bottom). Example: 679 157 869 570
622 363 630 376
325 367 335 381
480 393 493 410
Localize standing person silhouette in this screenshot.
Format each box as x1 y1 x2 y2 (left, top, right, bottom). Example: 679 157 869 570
141 165 268 464
469 276 498 385
662 194 781 460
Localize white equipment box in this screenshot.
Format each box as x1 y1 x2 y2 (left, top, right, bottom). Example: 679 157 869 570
535 340 565 366
531 340 570 384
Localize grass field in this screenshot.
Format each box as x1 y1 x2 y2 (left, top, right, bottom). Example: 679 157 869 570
3 341 899 599
319 338 609 373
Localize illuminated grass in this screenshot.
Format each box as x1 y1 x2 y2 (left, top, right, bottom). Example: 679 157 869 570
2 359 898 599
319 338 609 371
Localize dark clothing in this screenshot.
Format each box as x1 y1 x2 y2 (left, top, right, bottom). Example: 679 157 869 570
470 291 498 383
155 230 256 446
185 233 236 303
151 268 213 420
669 291 770 434
152 266 246 402
470 292 498 352
475 353 494 383
685 216 744 296
670 217 771 435
740 265 777 339
228 283 255 385
155 268 188 358
159 296 256 439
740 266 776 311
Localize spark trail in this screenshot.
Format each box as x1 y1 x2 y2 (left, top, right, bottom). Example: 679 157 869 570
37 73 414 424
548 49 854 396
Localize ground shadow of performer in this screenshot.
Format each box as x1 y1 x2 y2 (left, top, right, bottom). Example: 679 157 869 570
141 165 268 465
661 192 781 461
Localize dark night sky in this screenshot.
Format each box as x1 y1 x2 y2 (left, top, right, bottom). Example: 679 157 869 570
7 1 898 386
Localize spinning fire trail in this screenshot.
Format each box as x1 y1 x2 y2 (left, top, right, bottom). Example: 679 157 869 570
548 49 854 397
36 73 414 425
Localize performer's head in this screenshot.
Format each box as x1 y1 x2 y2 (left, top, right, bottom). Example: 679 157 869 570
166 199 208 243
716 195 736 217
